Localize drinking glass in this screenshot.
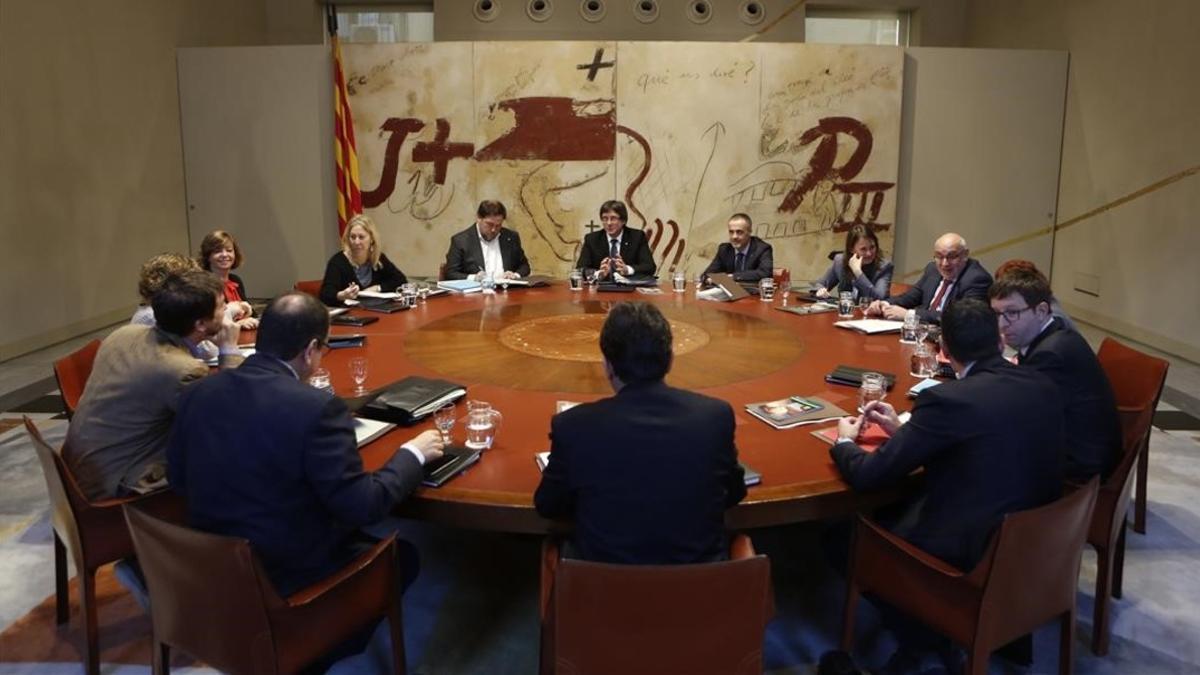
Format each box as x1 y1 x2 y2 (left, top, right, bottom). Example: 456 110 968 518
857 296 871 318
464 401 503 450
837 291 855 318
900 310 919 344
858 372 886 412
910 343 937 378
417 281 430 304
569 268 583 291
433 403 456 444
307 367 334 395
349 357 368 394
778 280 791 305
480 274 496 293
584 269 598 288
672 270 686 293
758 278 776 302
401 283 418 307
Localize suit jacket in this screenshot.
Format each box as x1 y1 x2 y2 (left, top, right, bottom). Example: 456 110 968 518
702 237 774 283
831 355 1064 570
319 251 407 306
64 324 240 500
166 354 425 595
816 254 894 301
1022 318 1121 480
887 258 992 323
576 226 657 277
443 224 531 280
534 380 746 564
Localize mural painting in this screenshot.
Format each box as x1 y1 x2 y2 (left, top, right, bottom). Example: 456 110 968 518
344 41 902 280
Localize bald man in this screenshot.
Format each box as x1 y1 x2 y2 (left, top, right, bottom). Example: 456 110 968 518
868 232 992 323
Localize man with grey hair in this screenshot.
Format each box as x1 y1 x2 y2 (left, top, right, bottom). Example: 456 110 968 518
867 232 992 323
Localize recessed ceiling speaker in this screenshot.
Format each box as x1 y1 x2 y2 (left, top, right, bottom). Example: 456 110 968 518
632 0 659 23
579 0 606 22
739 1 765 25
474 0 500 22
527 0 554 22
685 0 712 25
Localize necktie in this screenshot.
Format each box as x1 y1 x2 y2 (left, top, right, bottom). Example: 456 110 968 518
609 239 619 259
735 252 746 272
928 280 950 311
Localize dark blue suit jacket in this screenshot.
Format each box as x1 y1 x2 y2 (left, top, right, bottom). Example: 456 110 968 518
702 236 774 283
166 354 424 595
1022 318 1121 481
887 258 992 323
576 226 657 277
831 355 1064 570
442 224 531 280
534 380 746 564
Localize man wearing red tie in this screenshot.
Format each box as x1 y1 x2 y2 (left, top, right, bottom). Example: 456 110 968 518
867 232 992 323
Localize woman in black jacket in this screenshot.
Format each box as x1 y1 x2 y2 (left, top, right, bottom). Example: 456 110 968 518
320 214 407 306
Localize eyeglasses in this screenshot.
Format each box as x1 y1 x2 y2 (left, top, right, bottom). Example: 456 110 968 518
994 306 1033 324
933 251 965 263
316 338 331 355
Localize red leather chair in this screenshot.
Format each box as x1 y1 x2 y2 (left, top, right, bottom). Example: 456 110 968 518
538 534 773 675
293 279 322 297
124 505 407 675
1087 337 1168 654
53 339 101 418
24 417 184 675
841 479 1099 675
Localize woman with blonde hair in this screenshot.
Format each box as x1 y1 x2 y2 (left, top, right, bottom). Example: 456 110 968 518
199 230 257 329
320 214 407 305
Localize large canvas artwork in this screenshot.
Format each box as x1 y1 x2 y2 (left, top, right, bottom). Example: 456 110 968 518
345 41 902 281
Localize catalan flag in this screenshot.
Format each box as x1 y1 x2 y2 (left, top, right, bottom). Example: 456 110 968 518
332 35 362 235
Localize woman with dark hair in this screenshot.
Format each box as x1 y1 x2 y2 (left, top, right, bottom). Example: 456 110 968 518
319 214 408 306
815 225 894 301
199 230 257 329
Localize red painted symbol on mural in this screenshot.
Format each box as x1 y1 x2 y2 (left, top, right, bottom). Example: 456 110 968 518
362 118 425 209
778 117 894 229
412 118 475 185
646 218 686 272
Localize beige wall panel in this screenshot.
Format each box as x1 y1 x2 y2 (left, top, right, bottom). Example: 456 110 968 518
893 47 1067 282
965 0 1200 360
177 45 337 298
0 1 266 359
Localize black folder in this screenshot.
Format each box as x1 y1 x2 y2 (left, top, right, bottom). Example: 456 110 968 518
421 445 482 487
825 365 897 390
331 314 379 327
358 376 467 425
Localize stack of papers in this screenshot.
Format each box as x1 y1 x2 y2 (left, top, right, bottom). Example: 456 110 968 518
833 319 904 334
357 290 401 300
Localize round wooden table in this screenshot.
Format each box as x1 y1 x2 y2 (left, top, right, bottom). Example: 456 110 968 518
324 285 926 533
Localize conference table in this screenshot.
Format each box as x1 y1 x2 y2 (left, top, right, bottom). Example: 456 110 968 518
321 283 925 534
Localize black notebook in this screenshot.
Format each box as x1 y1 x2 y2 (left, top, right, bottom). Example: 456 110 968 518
360 298 410 314
421 445 482 487
331 314 379 327
328 334 366 349
359 376 467 425
825 365 897 390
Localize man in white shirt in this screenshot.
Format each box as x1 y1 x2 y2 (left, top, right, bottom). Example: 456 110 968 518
443 200 531 281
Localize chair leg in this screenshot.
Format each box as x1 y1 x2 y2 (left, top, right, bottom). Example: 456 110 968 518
53 532 69 624
80 569 100 675
1134 437 1149 534
1092 543 1114 656
388 603 407 674
840 583 859 651
1060 609 1075 675
152 639 171 675
1113 519 1128 599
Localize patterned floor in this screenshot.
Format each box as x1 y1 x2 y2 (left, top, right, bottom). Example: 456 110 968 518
2 393 1199 674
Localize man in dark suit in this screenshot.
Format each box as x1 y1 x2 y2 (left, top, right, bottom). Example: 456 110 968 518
443 199 531 281
868 232 992 323
701 212 774 283
166 293 443 596
990 266 1120 481
831 299 1064 672
575 200 657 279
534 302 746 563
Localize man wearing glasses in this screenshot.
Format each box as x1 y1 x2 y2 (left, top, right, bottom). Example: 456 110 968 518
867 232 992 323
989 267 1120 481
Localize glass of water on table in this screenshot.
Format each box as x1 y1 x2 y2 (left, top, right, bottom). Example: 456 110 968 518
858 372 887 413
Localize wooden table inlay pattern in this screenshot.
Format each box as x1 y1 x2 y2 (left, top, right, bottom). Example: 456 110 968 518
317 287 925 533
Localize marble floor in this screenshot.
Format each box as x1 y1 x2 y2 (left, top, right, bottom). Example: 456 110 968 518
2 319 1198 674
